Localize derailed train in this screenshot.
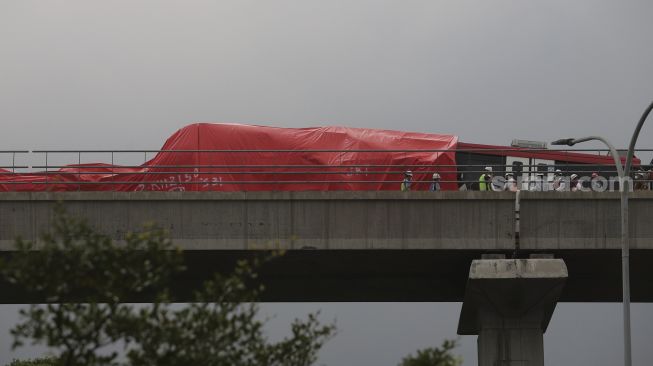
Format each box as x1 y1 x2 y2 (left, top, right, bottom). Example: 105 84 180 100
0 123 648 192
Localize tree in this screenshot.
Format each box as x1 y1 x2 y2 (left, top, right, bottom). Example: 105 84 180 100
2 207 335 366
398 339 462 366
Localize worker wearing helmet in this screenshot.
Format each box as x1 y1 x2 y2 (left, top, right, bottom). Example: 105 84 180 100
570 173 580 191
479 167 493 191
429 173 441 192
553 169 563 191
401 170 413 191
504 173 518 192
529 172 545 191
591 171 610 192
633 171 648 191
553 169 568 191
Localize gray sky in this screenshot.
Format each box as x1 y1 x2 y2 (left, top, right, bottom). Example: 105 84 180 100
1 1 653 365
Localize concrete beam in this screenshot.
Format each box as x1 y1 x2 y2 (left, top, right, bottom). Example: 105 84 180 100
519 191 653 250
0 191 516 251
458 259 568 366
1 192 652 303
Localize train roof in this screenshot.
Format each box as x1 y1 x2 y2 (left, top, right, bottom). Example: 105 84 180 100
457 141 641 166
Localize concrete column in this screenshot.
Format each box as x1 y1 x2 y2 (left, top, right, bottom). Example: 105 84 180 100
458 259 568 366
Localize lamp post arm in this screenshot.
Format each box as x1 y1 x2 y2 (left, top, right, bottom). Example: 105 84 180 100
573 136 625 179
625 100 653 177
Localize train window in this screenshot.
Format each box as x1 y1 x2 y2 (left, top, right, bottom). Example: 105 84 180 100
512 161 523 175
537 163 548 174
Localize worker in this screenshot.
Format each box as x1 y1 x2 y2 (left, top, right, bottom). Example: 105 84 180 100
479 167 493 191
590 172 606 191
457 173 467 190
553 169 567 191
504 173 518 192
570 174 581 191
401 170 413 191
634 171 649 191
529 172 545 191
552 169 561 190
429 173 441 191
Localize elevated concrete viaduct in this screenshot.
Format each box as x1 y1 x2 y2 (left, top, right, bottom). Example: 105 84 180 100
0 191 652 303
3 191 652 365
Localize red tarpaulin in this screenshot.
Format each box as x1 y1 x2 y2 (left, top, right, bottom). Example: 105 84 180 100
0 123 459 192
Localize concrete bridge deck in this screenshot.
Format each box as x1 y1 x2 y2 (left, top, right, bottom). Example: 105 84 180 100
0 191 651 303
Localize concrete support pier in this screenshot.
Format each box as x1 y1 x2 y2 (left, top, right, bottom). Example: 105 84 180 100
457 259 568 366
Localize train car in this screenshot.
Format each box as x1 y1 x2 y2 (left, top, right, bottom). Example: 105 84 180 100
456 140 642 191
0 124 648 192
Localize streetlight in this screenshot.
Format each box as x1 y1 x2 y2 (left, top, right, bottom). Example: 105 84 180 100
551 99 653 366
552 135 631 366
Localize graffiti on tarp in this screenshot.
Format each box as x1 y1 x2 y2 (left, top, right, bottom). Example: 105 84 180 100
134 169 223 192
340 166 370 177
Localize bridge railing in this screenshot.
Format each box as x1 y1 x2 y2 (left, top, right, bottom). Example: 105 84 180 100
0 148 651 191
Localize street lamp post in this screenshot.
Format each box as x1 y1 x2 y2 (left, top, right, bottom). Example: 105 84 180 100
551 99 653 366
553 136 630 366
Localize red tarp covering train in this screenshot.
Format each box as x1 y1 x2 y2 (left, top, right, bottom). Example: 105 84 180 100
1 123 639 192
0 123 459 192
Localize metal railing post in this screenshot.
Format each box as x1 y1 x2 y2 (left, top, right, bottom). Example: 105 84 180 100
111 151 115 192
78 151 81 192
45 152 48 189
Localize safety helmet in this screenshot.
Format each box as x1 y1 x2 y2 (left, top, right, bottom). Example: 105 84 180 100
405 170 413 177
432 173 440 179
555 169 562 175
484 166 493 172
571 174 579 180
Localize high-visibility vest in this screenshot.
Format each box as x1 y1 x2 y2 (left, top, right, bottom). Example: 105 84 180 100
401 179 411 191
479 174 490 191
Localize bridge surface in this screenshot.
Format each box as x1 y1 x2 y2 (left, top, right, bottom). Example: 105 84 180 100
1 191 652 303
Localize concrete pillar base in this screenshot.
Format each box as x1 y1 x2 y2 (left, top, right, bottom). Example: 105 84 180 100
458 259 568 366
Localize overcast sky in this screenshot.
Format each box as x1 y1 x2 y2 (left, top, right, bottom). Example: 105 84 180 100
1 1 653 365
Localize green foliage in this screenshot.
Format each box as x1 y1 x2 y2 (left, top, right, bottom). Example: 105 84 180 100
398 339 462 366
6 357 58 366
2 206 335 366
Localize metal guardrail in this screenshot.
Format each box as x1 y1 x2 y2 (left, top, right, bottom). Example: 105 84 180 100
0 149 651 191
